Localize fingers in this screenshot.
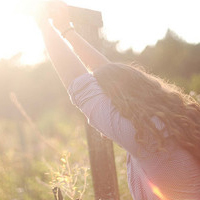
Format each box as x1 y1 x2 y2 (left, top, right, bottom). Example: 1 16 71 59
33 1 51 28
45 0 70 31
46 0 68 13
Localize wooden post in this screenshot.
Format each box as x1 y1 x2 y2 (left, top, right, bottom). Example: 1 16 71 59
68 6 120 200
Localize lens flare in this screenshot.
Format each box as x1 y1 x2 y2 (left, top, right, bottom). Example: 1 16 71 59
150 182 168 200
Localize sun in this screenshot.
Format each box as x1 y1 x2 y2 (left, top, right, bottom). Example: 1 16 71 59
0 0 46 65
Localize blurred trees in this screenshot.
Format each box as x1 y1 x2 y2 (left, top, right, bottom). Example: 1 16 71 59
0 58 79 120
138 30 200 79
100 29 200 92
0 29 200 120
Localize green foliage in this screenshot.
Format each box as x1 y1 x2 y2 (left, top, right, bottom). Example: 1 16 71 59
136 30 200 79
49 152 89 200
0 116 131 199
0 154 52 200
189 74 200 93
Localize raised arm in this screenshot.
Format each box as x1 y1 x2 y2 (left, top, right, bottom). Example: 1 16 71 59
47 0 111 71
63 29 111 71
35 4 87 88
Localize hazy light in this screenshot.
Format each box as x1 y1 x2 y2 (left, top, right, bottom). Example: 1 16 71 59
0 0 46 65
65 0 200 52
99 0 200 52
0 0 199 65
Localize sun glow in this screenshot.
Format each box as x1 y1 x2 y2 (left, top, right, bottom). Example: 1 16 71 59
0 0 199 65
0 0 46 65
150 182 168 200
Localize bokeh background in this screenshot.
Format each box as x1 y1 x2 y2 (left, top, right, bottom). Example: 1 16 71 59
0 0 200 199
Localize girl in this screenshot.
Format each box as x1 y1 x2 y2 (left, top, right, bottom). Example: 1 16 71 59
35 1 200 199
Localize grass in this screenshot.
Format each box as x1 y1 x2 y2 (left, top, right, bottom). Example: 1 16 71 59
0 109 132 199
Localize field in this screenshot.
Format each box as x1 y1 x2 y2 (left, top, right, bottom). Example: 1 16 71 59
0 107 132 200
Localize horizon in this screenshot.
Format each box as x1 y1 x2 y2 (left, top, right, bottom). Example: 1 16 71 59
1 29 197 65
0 0 200 65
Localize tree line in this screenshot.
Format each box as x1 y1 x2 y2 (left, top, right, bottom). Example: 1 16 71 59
0 29 199 119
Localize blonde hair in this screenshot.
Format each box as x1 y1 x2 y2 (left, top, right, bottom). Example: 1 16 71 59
94 63 200 159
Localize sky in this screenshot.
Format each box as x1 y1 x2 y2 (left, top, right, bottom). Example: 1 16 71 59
0 0 200 65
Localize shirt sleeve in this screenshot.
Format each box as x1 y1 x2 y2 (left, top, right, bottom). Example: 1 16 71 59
67 73 139 156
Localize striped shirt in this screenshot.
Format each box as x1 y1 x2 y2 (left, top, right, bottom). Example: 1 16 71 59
68 73 200 200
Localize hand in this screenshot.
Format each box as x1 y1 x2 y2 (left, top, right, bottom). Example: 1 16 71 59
47 0 71 33
33 1 50 29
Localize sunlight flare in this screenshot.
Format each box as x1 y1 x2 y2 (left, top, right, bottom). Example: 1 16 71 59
150 182 168 200
0 0 46 65
0 0 199 65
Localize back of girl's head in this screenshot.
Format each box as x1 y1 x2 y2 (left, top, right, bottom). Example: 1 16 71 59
94 63 182 117
93 63 200 159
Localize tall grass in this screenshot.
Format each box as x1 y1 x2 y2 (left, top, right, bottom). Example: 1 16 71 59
0 92 132 199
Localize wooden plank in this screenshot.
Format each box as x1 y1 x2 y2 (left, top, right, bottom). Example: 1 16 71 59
68 5 103 27
86 125 120 200
69 7 120 200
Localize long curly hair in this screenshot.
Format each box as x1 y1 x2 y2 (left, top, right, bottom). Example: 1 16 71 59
93 63 200 159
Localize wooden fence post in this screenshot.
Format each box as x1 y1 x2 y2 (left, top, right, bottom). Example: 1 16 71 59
68 6 120 200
